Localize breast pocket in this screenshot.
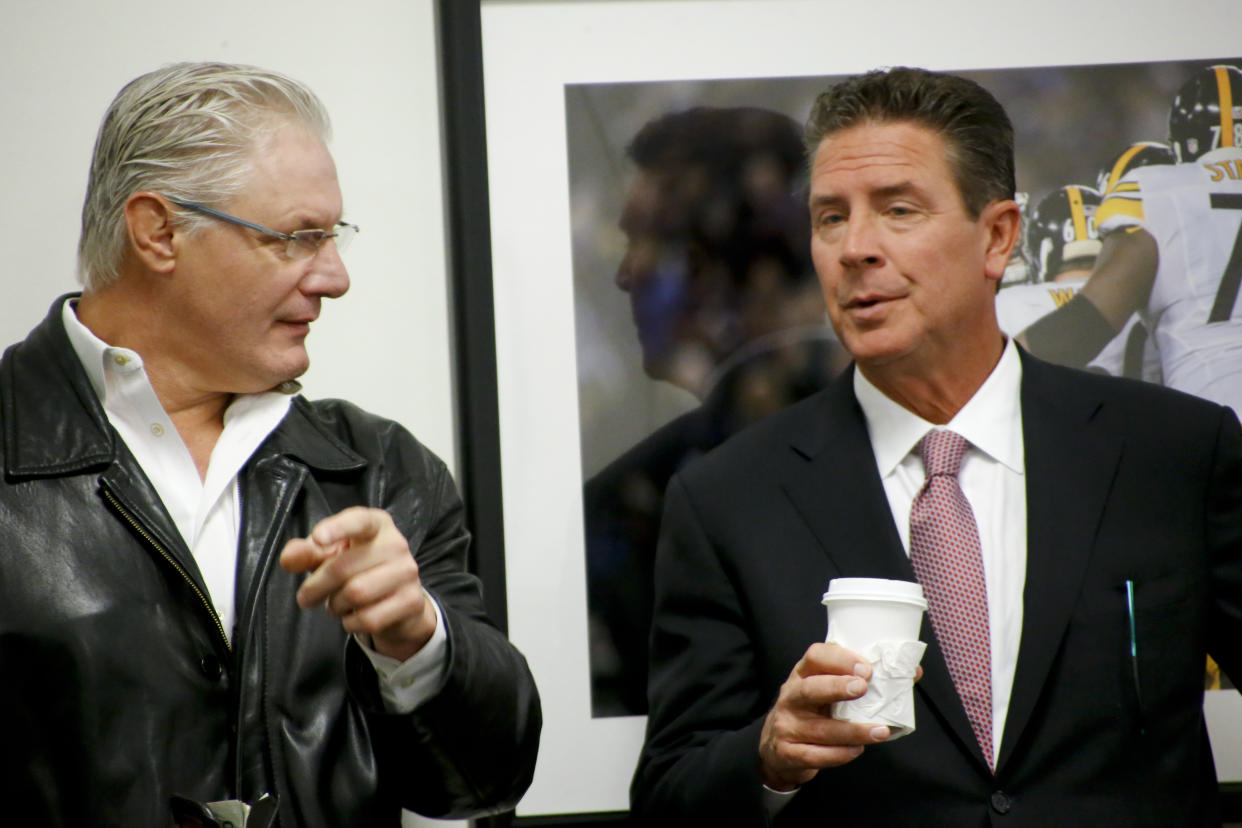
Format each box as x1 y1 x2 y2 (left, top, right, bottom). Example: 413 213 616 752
1060 572 1196 707
1128 571 1200 716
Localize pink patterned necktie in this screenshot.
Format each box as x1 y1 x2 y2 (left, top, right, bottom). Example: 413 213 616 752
909 429 994 771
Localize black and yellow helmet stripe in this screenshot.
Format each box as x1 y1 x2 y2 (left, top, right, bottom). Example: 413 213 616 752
1103 144 1148 196
1217 65 1236 149
1066 186 1089 241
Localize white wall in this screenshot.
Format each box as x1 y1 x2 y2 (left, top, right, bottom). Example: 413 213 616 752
0 1 462 825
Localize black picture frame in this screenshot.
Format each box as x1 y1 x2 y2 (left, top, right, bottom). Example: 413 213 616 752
437 4 624 826
436 1 509 632
436 2 1242 825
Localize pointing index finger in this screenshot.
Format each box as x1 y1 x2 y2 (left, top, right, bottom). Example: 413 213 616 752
311 506 385 547
279 535 345 575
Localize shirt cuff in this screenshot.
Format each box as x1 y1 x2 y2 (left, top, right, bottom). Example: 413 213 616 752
355 593 448 714
762 783 799 817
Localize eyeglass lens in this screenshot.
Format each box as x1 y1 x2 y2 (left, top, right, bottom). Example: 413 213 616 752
286 223 358 259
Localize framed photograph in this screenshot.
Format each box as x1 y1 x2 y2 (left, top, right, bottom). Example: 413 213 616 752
441 0 1242 819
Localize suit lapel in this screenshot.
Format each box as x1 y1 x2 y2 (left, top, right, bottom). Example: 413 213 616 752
996 353 1123 771
779 374 909 582
777 371 988 769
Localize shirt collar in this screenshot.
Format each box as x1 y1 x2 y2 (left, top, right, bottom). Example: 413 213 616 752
62 297 137 404
61 297 296 419
853 338 1025 476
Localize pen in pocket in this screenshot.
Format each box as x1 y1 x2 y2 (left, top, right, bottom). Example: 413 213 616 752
1125 579 1145 733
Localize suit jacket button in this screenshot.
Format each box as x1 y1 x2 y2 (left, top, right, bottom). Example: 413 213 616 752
990 791 1013 814
200 654 223 681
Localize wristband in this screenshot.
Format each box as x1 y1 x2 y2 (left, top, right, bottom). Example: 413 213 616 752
1023 293 1116 368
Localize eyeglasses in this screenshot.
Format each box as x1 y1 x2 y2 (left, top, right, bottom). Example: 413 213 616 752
166 196 359 260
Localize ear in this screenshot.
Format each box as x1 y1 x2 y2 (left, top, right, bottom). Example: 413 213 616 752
980 198 1022 285
123 192 178 274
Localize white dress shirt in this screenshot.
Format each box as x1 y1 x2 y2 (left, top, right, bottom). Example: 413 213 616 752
62 300 446 712
853 338 1027 765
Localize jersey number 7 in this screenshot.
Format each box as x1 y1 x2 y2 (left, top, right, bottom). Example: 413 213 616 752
1208 193 1242 322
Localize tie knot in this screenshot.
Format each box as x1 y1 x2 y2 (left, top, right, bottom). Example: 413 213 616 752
919 429 969 478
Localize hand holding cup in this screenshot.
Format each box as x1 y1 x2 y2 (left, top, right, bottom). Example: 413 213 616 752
758 642 894 791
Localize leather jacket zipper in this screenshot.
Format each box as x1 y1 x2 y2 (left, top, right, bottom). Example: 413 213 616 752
102 487 232 653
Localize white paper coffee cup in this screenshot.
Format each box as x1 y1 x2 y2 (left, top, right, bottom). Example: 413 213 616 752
822 577 928 648
821 577 928 738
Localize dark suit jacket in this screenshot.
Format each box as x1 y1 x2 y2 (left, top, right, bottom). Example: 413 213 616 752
631 351 1242 827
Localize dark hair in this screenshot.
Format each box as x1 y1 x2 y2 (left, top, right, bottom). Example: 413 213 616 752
626 106 814 288
804 67 1015 218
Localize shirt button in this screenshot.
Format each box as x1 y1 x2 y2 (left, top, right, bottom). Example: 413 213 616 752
990 790 1013 814
150 423 165 437
112 354 129 366
400 676 417 688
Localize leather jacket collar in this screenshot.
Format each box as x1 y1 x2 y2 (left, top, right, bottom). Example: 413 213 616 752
2 293 367 479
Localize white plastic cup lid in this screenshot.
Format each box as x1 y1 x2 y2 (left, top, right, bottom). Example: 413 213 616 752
822 577 927 610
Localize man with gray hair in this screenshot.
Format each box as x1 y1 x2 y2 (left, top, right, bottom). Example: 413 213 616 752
0 62 539 826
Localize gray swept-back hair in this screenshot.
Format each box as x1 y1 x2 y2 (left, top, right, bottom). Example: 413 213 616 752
77 61 331 290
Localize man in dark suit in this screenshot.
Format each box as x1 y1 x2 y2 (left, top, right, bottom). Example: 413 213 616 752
631 67 1242 826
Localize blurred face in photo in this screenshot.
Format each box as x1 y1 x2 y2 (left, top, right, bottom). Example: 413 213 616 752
615 169 716 389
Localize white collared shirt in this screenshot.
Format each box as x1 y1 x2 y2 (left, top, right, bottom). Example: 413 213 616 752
61 299 445 711
63 300 292 642
853 339 1027 766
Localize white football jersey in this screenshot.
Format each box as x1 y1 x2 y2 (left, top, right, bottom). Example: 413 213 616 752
1096 146 1242 411
996 279 1083 338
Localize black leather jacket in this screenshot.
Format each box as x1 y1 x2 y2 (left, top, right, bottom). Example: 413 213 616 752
0 297 540 826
